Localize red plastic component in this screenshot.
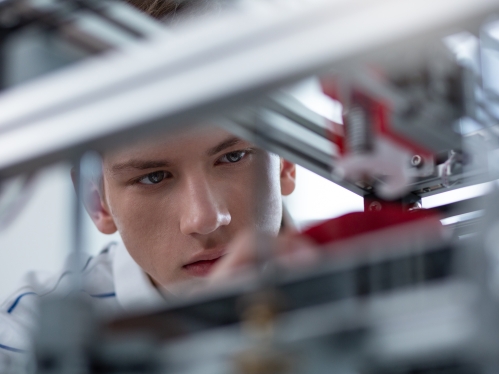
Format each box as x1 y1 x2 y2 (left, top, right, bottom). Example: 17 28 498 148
300 205 442 247
320 75 433 159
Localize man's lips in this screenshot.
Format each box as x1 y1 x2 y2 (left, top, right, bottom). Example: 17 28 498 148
183 250 226 277
183 258 222 277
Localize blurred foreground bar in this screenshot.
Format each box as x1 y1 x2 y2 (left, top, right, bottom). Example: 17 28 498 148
0 0 496 185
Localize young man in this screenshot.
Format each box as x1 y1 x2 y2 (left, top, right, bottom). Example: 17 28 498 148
86 125 296 293
0 124 297 365
0 1 303 367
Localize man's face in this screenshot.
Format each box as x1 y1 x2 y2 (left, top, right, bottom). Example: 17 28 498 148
93 126 295 289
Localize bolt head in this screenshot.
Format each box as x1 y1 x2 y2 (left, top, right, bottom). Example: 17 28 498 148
411 155 423 167
368 201 382 212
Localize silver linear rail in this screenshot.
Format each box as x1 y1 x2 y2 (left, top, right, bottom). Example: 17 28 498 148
0 0 497 180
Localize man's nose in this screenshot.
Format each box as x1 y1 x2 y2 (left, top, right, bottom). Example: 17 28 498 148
179 176 231 236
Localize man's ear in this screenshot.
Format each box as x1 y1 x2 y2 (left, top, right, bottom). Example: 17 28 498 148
70 168 118 235
280 159 296 196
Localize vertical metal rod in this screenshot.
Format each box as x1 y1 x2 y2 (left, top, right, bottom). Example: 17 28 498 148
71 157 84 293
252 111 278 288
0 33 6 91
71 151 102 293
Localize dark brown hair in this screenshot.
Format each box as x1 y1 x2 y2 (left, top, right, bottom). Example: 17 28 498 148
125 0 182 19
125 0 219 21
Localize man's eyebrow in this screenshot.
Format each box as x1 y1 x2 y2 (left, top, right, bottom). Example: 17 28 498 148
206 136 243 156
110 160 171 174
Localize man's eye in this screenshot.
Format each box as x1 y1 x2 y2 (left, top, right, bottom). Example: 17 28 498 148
138 171 168 185
219 151 246 164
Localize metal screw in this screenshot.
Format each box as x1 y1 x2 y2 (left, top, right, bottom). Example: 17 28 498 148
411 155 423 167
368 201 382 212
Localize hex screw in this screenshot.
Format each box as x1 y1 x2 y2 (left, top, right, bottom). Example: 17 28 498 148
368 201 382 212
411 155 423 167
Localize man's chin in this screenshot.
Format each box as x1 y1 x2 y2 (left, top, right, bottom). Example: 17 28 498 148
159 275 210 298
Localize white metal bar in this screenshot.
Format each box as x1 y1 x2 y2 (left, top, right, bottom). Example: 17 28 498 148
0 0 497 178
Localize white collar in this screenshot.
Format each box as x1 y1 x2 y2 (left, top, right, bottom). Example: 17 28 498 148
112 241 166 313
